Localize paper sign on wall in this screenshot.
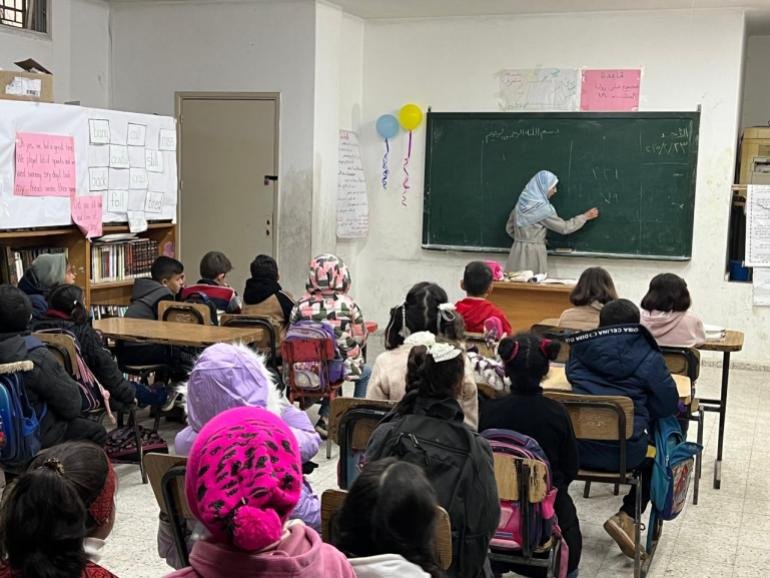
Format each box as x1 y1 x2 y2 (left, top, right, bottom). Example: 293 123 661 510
158 129 176 151
336 130 369 239
580 69 641 111
145 150 164 173
753 268 770 306
496 68 579 111
89 167 109 191
71 195 103 238
89 119 110 144
746 184 770 266
107 190 128 213
109 145 130 169
144 191 164 213
127 210 148 233
14 132 76 197
127 123 146 147
129 168 148 189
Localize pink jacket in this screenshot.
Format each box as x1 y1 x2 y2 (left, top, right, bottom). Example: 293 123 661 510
164 523 355 578
640 309 705 348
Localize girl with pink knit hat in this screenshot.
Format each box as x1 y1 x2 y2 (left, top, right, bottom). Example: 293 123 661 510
164 406 354 578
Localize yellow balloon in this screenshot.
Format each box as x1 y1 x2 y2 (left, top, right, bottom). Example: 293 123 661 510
398 103 423 131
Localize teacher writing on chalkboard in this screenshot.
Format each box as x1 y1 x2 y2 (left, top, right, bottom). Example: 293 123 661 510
505 170 599 274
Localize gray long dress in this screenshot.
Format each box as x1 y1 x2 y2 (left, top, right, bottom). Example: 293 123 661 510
504 209 587 274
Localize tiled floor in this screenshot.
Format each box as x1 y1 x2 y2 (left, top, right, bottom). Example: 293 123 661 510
103 341 769 577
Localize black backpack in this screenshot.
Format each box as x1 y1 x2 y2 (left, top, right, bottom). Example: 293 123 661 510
369 412 497 578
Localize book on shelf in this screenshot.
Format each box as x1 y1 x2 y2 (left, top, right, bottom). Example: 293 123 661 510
90 305 128 320
90 237 158 284
0 246 68 286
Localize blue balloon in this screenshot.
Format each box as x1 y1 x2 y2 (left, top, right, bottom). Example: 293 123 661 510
376 114 400 140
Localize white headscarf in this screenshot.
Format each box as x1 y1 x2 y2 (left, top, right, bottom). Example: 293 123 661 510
514 170 558 227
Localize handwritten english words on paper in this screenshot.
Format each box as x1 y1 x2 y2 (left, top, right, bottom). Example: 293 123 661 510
89 119 110 144
14 132 76 197
127 123 146 147
144 191 164 213
71 195 103 239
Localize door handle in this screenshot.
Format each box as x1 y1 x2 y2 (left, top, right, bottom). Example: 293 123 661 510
264 175 278 186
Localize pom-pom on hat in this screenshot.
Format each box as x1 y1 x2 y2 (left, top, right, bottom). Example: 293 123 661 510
185 406 302 552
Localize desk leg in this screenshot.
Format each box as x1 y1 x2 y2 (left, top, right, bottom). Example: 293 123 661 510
713 351 730 490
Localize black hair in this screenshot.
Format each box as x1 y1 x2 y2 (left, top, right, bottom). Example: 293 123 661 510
151 256 184 283
334 458 445 578
28 442 112 536
498 333 560 393
384 282 465 350
599 299 641 327
463 261 493 297
0 460 88 578
48 284 88 325
396 343 465 415
0 284 32 333
640 273 691 313
250 254 278 281
199 251 233 280
569 267 618 306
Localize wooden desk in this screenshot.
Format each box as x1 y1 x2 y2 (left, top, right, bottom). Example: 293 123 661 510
542 365 691 402
488 282 574 332
93 317 266 348
697 330 745 490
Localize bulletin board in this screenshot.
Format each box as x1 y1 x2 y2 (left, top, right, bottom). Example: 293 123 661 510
0 100 177 231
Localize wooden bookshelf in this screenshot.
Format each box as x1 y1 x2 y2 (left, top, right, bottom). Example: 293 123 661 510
0 221 176 307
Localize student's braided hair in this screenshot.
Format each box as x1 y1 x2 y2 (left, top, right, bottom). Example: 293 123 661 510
384 282 465 350
498 332 560 394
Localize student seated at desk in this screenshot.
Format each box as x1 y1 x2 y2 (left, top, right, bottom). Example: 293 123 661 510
0 285 107 448
116 256 195 381
558 266 618 330
480 333 581 577
566 299 678 558
368 282 479 429
242 254 295 343
640 273 705 348
181 251 242 315
18 253 76 320
291 254 369 438
455 261 512 336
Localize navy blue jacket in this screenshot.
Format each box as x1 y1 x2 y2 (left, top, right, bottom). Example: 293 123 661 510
565 324 679 471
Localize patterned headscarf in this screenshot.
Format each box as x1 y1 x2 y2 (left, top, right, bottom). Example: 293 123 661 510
186 407 302 552
305 253 351 295
514 170 559 227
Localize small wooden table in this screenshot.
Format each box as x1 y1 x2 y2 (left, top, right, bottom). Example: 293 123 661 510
488 282 574 332
93 317 266 348
542 365 692 402
697 330 745 489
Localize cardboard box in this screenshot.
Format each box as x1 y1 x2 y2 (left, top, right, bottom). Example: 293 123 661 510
0 70 53 103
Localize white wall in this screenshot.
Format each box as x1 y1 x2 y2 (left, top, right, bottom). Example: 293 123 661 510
0 0 110 107
109 0 317 291
741 35 770 129
355 9 765 361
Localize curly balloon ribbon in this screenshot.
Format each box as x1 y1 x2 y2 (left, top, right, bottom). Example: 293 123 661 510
381 138 390 190
401 131 413 207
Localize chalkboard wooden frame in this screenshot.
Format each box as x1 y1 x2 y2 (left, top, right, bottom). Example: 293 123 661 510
422 111 700 260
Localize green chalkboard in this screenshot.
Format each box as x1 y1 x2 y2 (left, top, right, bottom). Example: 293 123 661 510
422 111 700 260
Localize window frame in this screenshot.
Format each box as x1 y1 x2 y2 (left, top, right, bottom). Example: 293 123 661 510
0 0 50 38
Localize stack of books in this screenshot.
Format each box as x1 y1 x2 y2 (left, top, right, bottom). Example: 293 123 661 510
91 237 158 284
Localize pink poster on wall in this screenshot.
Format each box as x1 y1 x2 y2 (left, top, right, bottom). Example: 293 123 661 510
580 69 641 111
14 132 76 197
71 195 103 239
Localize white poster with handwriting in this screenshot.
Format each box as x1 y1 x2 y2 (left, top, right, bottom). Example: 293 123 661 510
753 267 770 306
746 185 770 266
336 130 369 239
497 68 579 111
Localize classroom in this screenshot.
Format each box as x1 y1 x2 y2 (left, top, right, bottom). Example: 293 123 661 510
0 0 769 577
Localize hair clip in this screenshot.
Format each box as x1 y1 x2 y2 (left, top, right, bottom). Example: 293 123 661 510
504 340 520 363
40 458 65 476
436 302 457 333
428 342 462 363
539 338 552 357
400 304 411 338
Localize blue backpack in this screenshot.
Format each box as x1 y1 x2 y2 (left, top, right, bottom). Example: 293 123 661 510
646 416 702 550
0 360 45 467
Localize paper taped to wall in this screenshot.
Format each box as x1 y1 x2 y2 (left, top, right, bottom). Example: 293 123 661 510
497 68 579 111
753 267 770 306
746 184 770 266
14 132 76 197
336 130 369 239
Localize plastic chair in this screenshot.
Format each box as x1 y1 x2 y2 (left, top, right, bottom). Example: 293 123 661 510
321 488 453 570
544 391 651 578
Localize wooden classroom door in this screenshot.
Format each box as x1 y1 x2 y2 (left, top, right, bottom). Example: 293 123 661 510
177 94 278 293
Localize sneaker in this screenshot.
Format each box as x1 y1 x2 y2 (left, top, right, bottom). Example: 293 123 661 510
604 511 643 559
315 417 329 439
161 389 182 412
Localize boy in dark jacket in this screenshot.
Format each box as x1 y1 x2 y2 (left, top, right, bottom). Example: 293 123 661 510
565 298 678 559
181 251 243 315
455 261 512 335
242 254 295 342
117 256 194 381
0 285 106 448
